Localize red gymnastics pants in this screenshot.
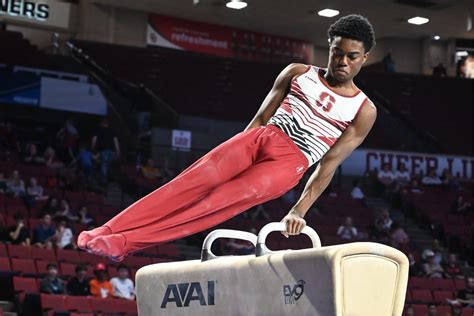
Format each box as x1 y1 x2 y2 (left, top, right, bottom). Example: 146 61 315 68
78 125 309 260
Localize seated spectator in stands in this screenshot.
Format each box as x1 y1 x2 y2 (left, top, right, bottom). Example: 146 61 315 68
405 305 414 316
23 143 45 164
55 220 76 249
0 214 9 242
455 274 474 307
443 253 464 279
350 179 365 200
250 204 270 221
0 172 7 193
8 213 30 246
451 194 472 214
141 158 161 180
394 163 411 187
422 168 442 186
92 119 120 182
408 253 423 277
23 177 48 210
432 62 447 77
441 169 460 189
427 304 438 316
6 170 25 198
44 147 64 170
337 217 358 241
379 208 393 230
111 264 135 300
407 178 423 194
78 206 94 225
40 263 66 295
377 163 395 188
41 196 59 216
54 199 78 222
370 218 391 244
422 249 445 278
382 53 395 73
390 221 409 248
67 264 90 296
90 263 114 298
71 141 97 178
431 239 444 265
33 214 55 248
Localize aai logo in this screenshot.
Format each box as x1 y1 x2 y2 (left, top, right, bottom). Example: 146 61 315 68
283 280 305 304
161 280 215 308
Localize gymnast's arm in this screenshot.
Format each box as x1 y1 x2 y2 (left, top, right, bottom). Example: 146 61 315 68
282 100 377 236
244 63 308 131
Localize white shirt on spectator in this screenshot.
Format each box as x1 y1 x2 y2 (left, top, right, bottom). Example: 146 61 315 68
111 277 135 299
351 187 364 199
422 176 442 185
337 226 358 240
394 171 411 186
377 170 395 184
57 228 73 249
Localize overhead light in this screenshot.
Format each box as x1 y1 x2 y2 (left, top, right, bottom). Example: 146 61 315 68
226 0 247 9
433 35 440 40
408 16 429 25
318 9 340 18
456 51 468 57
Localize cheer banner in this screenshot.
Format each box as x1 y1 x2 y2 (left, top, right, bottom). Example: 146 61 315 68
341 148 474 180
147 14 313 63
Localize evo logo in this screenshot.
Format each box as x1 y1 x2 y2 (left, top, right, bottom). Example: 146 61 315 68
161 280 216 308
283 280 305 304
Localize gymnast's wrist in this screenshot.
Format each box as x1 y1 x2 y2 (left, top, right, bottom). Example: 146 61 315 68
289 208 306 218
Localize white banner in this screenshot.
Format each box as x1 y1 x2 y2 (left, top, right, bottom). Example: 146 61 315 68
172 130 192 151
341 148 474 180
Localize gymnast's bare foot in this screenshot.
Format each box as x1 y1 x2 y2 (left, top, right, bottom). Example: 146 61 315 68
77 226 112 250
86 233 127 262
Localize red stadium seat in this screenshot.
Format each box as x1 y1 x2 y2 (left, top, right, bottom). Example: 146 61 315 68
11 258 37 275
411 289 433 304
0 243 7 257
409 277 432 289
107 266 118 278
7 244 31 259
123 256 152 268
436 305 452 315
30 247 56 262
432 278 456 290
13 276 38 303
40 294 67 312
114 299 138 314
89 297 116 313
35 260 55 276
56 249 81 263
0 257 11 272
455 279 466 290
432 290 454 303
411 304 428 315
78 251 105 265
59 262 77 278
462 307 474 316
65 296 93 313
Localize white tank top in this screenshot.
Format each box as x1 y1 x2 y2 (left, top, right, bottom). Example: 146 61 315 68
267 65 369 167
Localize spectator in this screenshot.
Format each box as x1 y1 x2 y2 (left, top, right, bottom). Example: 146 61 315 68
71 141 97 178
55 220 76 249
377 164 395 188
8 213 30 246
337 217 358 241
408 253 423 277
394 163 411 187
422 249 445 279
24 177 48 210
451 194 472 214
90 263 114 298
33 214 55 248
432 62 447 77
427 304 437 316
92 119 120 182
422 168 442 186
379 208 393 230
0 172 7 193
443 253 464 279
54 199 78 222
390 221 409 249
110 264 135 300
6 170 25 198
56 119 79 163
382 53 395 73
67 264 90 296
405 305 414 316
431 239 444 265
141 158 161 180
44 147 64 170
350 179 365 200
0 214 9 242
441 169 459 189
41 197 59 217
455 275 474 307
39 263 66 294
407 178 423 194
23 143 45 164
370 218 391 244
78 206 94 225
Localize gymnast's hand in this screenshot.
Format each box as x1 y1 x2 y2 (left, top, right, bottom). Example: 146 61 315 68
281 210 306 238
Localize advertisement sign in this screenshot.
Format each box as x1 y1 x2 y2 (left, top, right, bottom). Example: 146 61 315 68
147 14 313 63
342 148 474 180
0 70 40 106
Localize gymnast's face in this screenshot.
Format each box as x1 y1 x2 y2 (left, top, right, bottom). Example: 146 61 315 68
327 36 368 83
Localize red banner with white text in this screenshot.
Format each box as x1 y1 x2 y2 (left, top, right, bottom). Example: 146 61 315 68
147 14 313 63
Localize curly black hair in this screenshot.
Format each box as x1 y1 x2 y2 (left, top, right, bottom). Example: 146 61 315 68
327 14 376 52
